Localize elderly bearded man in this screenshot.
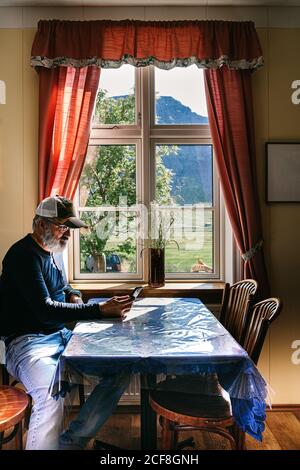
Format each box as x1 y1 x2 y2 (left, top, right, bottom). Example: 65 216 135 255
0 195 133 450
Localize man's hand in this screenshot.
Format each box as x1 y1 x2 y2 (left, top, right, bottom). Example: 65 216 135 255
100 295 133 320
69 294 84 305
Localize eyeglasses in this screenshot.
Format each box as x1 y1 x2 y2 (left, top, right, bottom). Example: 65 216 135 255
47 220 71 233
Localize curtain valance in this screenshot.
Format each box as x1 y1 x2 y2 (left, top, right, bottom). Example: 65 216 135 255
31 19 263 70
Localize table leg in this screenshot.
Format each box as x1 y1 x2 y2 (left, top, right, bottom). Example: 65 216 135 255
140 374 157 450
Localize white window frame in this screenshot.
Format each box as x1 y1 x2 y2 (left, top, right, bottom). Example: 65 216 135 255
71 66 224 282
92 65 141 132
150 139 220 280
73 138 144 281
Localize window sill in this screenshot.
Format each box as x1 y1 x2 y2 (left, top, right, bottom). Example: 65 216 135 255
70 281 225 304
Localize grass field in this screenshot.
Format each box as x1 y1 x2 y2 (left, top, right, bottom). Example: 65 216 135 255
165 231 213 273
81 228 213 274
162 209 213 273
80 209 214 274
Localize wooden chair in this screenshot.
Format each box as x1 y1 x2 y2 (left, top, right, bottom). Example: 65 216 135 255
243 297 282 366
0 385 30 450
149 297 282 450
0 337 32 440
219 279 258 343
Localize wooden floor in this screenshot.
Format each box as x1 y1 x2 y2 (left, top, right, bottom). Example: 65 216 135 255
2 409 300 450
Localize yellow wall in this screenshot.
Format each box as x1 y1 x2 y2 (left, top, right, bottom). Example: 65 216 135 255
0 28 38 257
253 28 300 403
0 10 300 404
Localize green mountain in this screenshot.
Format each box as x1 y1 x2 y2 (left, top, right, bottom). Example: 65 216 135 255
156 96 208 125
156 97 211 204
114 94 212 204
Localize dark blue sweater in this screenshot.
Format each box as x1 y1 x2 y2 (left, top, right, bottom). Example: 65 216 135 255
0 234 100 336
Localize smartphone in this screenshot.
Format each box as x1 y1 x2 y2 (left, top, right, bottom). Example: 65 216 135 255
131 286 143 300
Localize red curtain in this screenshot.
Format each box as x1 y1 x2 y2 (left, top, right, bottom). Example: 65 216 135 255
38 66 100 201
204 68 269 297
31 20 263 71
33 19 263 203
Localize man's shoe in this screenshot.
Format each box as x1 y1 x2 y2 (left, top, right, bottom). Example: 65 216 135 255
59 431 85 450
93 440 124 451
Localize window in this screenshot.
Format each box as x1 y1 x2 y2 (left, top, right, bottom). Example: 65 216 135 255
93 66 136 126
73 65 221 281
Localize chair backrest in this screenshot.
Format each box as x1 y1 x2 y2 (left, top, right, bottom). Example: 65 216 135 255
243 298 282 365
219 279 258 343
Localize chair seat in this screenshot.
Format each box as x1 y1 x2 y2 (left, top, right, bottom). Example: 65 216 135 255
0 385 29 432
150 375 232 425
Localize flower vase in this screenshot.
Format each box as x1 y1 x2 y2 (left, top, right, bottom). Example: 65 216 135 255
149 248 165 288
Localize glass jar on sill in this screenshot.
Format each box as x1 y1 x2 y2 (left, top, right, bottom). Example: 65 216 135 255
149 248 165 288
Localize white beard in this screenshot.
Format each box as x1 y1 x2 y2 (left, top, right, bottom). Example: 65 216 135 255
41 225 68 253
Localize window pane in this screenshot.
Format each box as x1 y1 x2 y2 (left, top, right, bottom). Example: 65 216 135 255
164 208 214 274
93 65 135 125
79 145 136 207
79 144 137 274
155 144 214 274
155 66 208 125
79 210 137 274
155 144 213 206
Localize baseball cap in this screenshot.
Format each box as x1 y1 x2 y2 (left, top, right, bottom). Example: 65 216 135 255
35 195 88 229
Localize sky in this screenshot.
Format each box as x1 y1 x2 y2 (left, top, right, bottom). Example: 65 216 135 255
100 64 208 117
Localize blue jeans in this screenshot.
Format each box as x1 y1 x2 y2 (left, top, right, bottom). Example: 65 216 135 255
5 328 130 450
